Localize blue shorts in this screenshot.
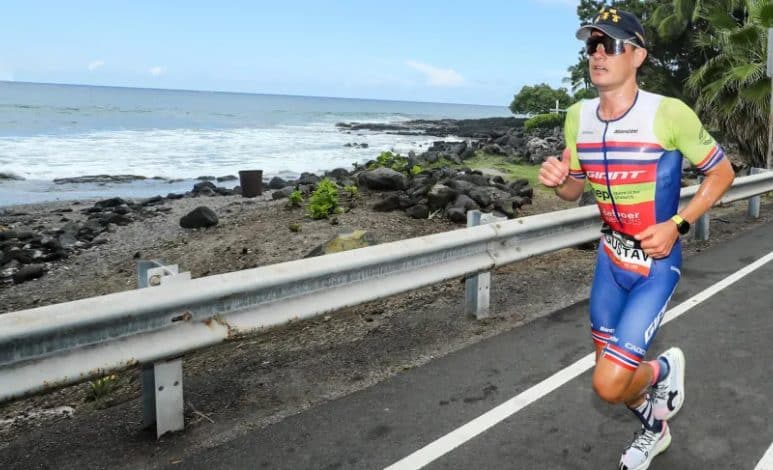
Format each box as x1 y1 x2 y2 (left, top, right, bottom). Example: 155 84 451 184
589 232 682 370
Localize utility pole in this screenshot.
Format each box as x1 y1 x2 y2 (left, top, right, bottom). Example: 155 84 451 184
767 28 772 169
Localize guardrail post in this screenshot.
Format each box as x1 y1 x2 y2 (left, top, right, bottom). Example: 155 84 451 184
137 260 190 438
465 210 490 319
694 176 710 241
748 168 764 219
465 211 506 319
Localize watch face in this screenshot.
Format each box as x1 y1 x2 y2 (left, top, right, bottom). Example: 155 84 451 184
678 221 690 235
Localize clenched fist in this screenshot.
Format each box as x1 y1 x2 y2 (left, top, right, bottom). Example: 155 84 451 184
539 148 571 188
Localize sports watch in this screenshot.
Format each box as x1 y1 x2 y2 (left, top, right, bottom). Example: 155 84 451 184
670 214 690 235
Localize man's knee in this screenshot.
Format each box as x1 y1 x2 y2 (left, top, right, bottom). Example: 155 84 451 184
592 375 627 404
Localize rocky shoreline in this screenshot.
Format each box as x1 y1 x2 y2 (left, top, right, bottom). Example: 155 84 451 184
1 115 571 288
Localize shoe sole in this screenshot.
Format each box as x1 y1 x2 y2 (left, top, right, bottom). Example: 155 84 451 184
621 424 672 470
660 348 686 421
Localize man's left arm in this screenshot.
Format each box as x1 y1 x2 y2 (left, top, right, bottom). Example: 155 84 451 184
635 99 735 258
676 159 735 226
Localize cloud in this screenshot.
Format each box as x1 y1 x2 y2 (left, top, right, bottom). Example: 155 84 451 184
405 60 465 87
88 60 105 71
149 66 165 77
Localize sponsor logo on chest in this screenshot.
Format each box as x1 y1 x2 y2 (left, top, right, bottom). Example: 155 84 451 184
586 170 646 181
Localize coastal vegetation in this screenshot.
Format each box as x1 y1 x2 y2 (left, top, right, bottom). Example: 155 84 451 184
524 113 565 131
307 178 340 219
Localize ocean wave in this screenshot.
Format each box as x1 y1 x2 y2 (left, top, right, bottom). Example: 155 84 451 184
0 125 460 181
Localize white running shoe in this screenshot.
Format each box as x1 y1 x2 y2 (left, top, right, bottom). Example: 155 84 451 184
651 347 686 421
619 422 671 470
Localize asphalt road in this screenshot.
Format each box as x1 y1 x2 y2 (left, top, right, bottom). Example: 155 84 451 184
166 221 773 469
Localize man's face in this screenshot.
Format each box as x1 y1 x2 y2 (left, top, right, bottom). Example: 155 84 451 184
587 30 646 89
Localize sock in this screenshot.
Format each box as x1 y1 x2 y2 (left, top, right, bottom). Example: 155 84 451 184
628 395 663 432
649 357 670 385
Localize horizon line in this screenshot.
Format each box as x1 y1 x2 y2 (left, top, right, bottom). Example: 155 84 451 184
0 80 510 109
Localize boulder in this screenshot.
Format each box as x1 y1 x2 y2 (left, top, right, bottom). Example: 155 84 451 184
460 147 476 160
458 173 490 187
494 199 516 218
526 137 550 155
12 264 46 284
406 204 430 219
468 187 492 208
304 230 380 258
482 144 507 156
451 194 480 212
373 195 401 212
192 181 217 195
427 184 458 211
446 207 467 223
509 196 532 209
140 196 165 206
0 172 24 181
214 186 234 196
180 206 219 229
358 168 407 191
398 194 418 209
327 168 351 181
94 197 128 209
297 172 321 186
445 179 479 195
268 176 288 190
271 187 294 200
517 186 534 199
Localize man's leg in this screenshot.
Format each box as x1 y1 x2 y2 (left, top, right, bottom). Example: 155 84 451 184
598 259 681 469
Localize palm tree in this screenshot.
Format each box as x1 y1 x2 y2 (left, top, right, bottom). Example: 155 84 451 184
564 53 593 94
653 0 772 167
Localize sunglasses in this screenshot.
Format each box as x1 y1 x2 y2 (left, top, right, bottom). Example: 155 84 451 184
585 35 638 56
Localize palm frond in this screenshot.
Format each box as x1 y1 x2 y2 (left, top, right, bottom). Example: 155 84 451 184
758 3 773 27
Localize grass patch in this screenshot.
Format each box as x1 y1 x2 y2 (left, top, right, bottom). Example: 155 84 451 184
87 374 118 401
464 152 541 184
424 151 548 190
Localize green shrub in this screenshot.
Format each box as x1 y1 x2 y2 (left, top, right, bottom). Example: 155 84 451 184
307 178 339 219
343 185 359 198
288 190 303 208
410 165 423 175
524 113 564 131
368 151 410 173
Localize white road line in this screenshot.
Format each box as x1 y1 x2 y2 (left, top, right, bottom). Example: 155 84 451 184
755 442 773 470
386 250 773 470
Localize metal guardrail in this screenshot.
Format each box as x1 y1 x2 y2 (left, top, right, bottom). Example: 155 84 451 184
0 170 771 436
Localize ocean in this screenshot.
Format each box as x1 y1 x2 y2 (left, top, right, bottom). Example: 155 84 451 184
0 82 510 206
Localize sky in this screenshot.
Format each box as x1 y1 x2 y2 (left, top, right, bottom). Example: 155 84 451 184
0 0 586 106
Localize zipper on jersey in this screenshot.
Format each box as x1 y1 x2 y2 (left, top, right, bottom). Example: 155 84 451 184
601 122 623 226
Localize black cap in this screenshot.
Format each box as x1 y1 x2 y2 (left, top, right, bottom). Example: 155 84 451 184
576 7 646 47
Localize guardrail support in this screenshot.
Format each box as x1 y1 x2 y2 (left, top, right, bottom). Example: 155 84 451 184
137 260 190 438
465 211 506 319
142 358 184 439
748 168 766 219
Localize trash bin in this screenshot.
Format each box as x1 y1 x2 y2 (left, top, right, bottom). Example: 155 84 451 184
239 170 263 197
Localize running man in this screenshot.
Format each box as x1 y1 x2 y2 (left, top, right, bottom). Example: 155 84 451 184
538 7 735 470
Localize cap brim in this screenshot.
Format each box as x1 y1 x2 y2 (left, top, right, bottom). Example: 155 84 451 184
575 24 633 41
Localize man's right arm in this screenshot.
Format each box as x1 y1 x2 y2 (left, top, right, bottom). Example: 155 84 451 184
554 174 585 201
